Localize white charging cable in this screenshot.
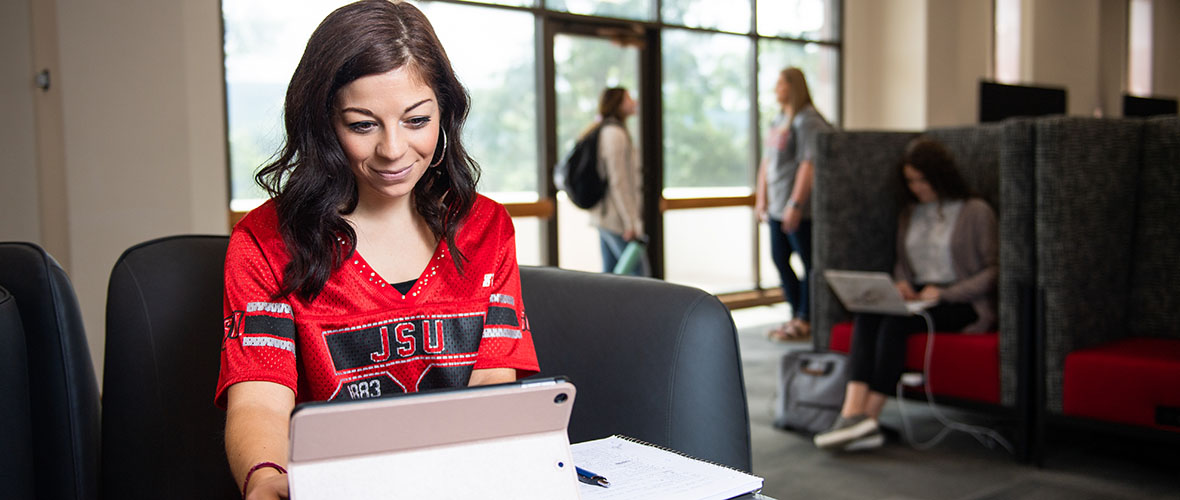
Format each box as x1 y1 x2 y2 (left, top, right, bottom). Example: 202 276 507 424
895 310 1015 454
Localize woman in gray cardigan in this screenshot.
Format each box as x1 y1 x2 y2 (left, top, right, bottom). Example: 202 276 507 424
814 137 998 451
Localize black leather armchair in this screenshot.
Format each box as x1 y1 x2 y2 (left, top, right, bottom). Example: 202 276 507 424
0 242 101 500
102 235 238 499
98 235 752 498
521 266 753 472
0 286 36 500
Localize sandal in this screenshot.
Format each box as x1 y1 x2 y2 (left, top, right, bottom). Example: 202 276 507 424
787 319 811 340
768 320 810 342
766 323 790 342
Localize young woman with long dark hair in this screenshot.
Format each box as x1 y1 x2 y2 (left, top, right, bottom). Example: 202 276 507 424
215 2 538 498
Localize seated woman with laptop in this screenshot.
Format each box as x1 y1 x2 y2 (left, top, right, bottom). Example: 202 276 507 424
813 137 997 451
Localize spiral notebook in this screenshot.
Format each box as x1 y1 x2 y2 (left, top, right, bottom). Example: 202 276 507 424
570 435 763 500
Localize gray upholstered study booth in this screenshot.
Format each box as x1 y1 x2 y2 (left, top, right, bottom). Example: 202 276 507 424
808 115 1180 462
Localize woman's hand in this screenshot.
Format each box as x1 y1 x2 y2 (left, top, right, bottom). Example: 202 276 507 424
895 281 917 300
917 285 942 302
623 228 636 242
780 204 803 233
244 469 289 500
755 160 769 222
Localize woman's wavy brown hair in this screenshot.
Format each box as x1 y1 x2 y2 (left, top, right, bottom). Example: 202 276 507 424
898 136 973 206
255 0 479 301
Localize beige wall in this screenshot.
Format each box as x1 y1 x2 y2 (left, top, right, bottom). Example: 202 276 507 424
844 0 993 130
1025 0 1103 116
19 0 229 380
1 0 40 242
844 0 929 130
1098 0 1129 117
925 0 994 127
1154 0 1180 99
842 0 1174 128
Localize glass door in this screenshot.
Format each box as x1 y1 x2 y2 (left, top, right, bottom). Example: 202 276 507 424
550 25 644 273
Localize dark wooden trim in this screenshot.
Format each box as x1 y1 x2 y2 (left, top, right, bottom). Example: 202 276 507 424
660 195 755 211
504 200 555 219
641 25 664 279
718 287 783 310
538 16 558 266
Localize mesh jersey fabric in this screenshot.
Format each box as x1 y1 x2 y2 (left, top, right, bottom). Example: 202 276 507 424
215 195 539 407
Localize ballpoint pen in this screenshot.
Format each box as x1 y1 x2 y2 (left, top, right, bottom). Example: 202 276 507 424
575 466 610 488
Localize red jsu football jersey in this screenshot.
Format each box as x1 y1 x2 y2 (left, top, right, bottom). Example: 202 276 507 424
216 195 539 407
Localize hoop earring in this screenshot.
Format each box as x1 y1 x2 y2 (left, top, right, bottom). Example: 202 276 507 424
430 128 448 168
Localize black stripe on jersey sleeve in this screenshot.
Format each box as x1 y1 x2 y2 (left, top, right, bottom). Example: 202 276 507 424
243 315 296 340
485 306 519 328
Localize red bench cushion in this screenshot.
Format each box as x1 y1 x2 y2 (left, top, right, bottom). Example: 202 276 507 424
1063 337 1180 431
829 322 1000 404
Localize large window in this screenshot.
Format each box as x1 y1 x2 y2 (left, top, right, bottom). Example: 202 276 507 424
662 0 751 33
222 0 350 211
1128 0 1153 96
661 29 752 193
221 0 843 298
993 0 1021 84
547 0 654 21
757 0 840 41
417 2 538 200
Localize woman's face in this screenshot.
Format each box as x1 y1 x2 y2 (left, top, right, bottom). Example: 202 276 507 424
334 66 441 205
775 74 790 106
621 91 638 117
903 165 938 203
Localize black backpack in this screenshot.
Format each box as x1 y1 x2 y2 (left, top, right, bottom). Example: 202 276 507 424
554 125 608 209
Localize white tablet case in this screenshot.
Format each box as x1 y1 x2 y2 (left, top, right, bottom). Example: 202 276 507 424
288 378 581 500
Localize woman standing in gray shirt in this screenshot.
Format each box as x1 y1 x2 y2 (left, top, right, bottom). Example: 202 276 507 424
756 67 832 342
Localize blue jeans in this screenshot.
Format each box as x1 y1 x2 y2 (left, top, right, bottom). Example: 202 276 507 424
599 229 649 276
768 218 812 322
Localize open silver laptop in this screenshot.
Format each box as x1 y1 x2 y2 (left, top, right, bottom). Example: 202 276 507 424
287 377 582 500
823 270 936 316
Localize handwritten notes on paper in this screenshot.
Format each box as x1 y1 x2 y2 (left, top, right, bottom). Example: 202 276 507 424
570 436 763 500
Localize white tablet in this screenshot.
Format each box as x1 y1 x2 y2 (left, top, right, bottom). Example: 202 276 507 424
288 377 581 500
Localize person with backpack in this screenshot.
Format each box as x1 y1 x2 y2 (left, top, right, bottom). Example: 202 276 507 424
585 87 647 276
